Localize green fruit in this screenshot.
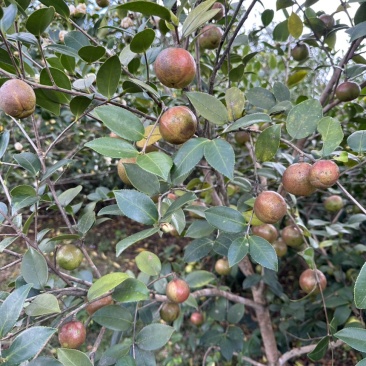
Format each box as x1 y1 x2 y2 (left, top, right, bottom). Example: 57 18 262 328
166 278 190 303
160 302 180 322
198 25 223 50
253 191 287 224
215 258 231 275
56 244 83 270
281 225 303 248
58 321 86 349
96 0 109 7
323 195 344 212
282 162 316 196
335 81 361 102
272 238 288 257
319 14 335 30
299 268 327 294
291 43 309 61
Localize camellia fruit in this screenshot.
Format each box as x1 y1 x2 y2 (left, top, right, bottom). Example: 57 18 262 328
166 278 190 303
299 268 327 294
291 43 309 62
253 191 287 224
272 238 288 257
56 244 83 271
58 321 86 349
198 25 223 50
160 302 180 322
212 2 225 20
309 160 340 189
117 157 137 185
159 106 197 144
323 195 344 212
86 295 114 316
252 224 278 243
154 48 196 89
319 14 335 30
335 81 361 102
190 311 204 326
0 79 36 119
96 0 109 8
215 258 231 275
282 162 316 196
281 225 303 248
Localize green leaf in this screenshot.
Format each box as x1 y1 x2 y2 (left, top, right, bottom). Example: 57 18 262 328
262 9 274 27
39 0 69 17
186 270 216 288
227 303 245 324
48 234 81 242
228 237 249 267
97 55 121 99
26 7 55 36
78 45 105 63
184 238 213 263
171 208 186 235
0 130 10 159
98 204 123 216
57 349 93 366
85 137 139 158
205 206 246 233
273 20 290 42
334 327 366 352
355 262 366 308
286 99 323 139
0 236 18 252
226 113 271 132
21 247 48 289
276 0 295 10
115 189 158 225
288 12 303 39
39 67 71 103
136 324 174 351
273 82 291 102
116 2 171 21
356 359 366 366
185 221 215 239
93 305 133 331
162 192 197 219
287 70 308 88
64 31 90 51
0 4 17 33
307 336 330 361
27 357 62 366
204 139 235 180
13 152 41 175
346 21 366 42
116 228 159 257
249 236 278 271
137 152 173 181
0 284 32 337
113 278 149 302
25 293 61 316
246 87 276 110
70 96 92 118
255 125 281 161
57 185 82 206
77 211 96 235
225 87 245 121
41 159 73 181
34 89 60 116
317 117 344 156
2 327 56 365
124 163 160 196
135 251 161 276
0 202 8 224
347 130 366 153
130 29 155 53
87 273 130 301
128 78 160 99
186 92 228 126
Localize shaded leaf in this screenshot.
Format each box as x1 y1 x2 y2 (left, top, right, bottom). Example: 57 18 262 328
255 125 281 161
347 130 366 153
205 206 246 233
135 251 161 276
355 262 366 309
0 130 10 159
249 235 278 271
186 270 216 288
57 349 93 366
97 55 121 99
226 113 271 132
137 152 173 181
25 293 61 316
124 163 160 196
130 29 155 53
26 7 55 36
346 21 366 42
85 137 139 158
136 324 174 351
308 336 330 361
317 117 344 156
246 87 276 110
87 273 130 301
21 247 48 289
93 305 133 331
113 278 149 302
78 45 105 63
334 327 366 352
184 238 213 262
228 237 249 267
13 152 41 175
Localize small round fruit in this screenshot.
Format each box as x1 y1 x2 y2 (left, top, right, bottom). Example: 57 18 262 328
235 131 250 145
198 25 223 50
252 224 278 243
154 48 196 89
56 244 83 271
309 160 340 189
0 79 36 119
212 2 225 21
335 81 361 102
281 225 303 248
253 191 287 224
190 311 204 326
319 14 335 29
96 0 109 7
159 106 197 144
58 321 86 349
323 195 344 212
215 258 231 275
117 157 137 185
299 268 327 294
282 162 316 196
291 43 309 61
272 238 288 257
166 278 190 303
160 302 180 322
86 295 114 316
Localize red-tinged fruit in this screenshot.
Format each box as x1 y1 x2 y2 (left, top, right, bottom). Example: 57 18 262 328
212 2 225 20
309 160 340 189
215 258 231 275
299 268 327 294
159 106 197 144
166 278 190 303
154 48 196 89
160 302 180 322
252 224 278 243
323 195 344 212
281 225 303 248
58 321 86 349
190 311 204 326
198 25 223 50
335 81 361 102
253 191 287 224
282 162 316 196
86 295 114 316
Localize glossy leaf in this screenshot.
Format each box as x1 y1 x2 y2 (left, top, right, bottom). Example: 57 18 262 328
85 137 139 158
27 357 62 366
317 117 344 156
255 125 281 161
249 235 278 271
0 284 32 337
347 130 366 153
125 163 160 196
78 45 105 63
356 360 366 366
115 189 159 225
136 324 174 351
135 251 161 276
335 327 366 352
40 67 72 103
0 4 17 33
226 113 271 132
346 21 366 42
228 237 249 267
39 0 70 18
64 31 90 51
184 238 214 263
273 82 291 102
26 7 55 36
262 9 274 27
57 185 82 206
307 336 329 361
57 349 93 366
186 270 216 288
205 206 246 233
355 262 366 308
136 125 162 148
286 99 323 139
21 248 48 289
34 89 61 116
87 272 130 301
97 55 121 99
116 2 171 21
185 221 215 239
273 20 290 42
130 29 155 53
137 152 173 181
70 96 92 119
162 192 197 219
25 293 61 316
246 87 277 110
225 87 245 121
93 305 133 331
113 278 149 302
288 12 303 39
0 130 10 159
186 92 228 126
227 304 245 324
77 211 96 235
13 152 41 175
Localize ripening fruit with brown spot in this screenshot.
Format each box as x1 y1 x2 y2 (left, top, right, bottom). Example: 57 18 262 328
198 25 223 50
160 302 180 322
323 195 344 212
299 268 327 294
281 225 303 248
166 278 190 303
212 2 225 20
335 81 361 102
86 295 114 316
159 106 197 144
0 79 36 119
282 162 316 196
309 160 340 189
154 48 196 89
252 224 278 243
117 157 137 185
215 258 231 275
272 238 287 257
58 321 86 349
253 191 287 224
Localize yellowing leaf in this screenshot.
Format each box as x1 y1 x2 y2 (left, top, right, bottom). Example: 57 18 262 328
243 210 264 226
287 70 308 88
288 12 303 39
136 125 162 148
